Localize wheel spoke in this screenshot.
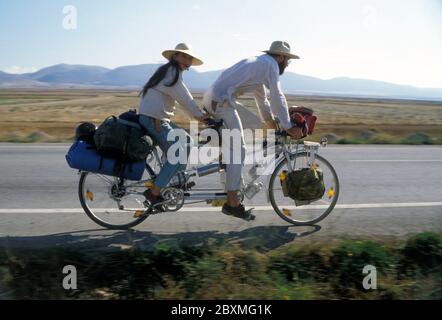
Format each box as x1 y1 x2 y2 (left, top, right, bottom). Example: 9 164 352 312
79 172 151 229
268 152 339 225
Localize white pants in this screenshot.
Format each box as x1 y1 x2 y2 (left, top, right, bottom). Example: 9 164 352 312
203 88 263 191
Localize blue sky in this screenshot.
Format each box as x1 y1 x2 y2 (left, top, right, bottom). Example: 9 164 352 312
1 0 441 88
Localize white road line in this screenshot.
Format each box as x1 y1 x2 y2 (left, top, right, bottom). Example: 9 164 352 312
1 202 442 214
1 145 441 150
348 160 442 162
324 147 442 150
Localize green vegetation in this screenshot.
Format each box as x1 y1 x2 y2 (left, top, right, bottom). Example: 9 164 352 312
0 232 440 299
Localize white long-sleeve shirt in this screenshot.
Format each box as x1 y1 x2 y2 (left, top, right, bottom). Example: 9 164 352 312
209 54 292 129
139 66 204 121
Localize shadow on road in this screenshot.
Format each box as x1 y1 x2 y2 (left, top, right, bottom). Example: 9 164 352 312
0 225 321 252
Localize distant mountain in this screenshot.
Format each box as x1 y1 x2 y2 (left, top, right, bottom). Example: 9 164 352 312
1 63 442 101
0 71 20 81
101 64 160 86
0 70 51 88
276 73 442 100
29 64 111 84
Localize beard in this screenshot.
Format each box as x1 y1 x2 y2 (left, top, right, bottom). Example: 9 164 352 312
278 62 287 75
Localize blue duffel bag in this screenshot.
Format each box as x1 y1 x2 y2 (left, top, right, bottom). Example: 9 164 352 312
66 140 146 181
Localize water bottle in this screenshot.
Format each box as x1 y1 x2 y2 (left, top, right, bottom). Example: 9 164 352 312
244 181 263 199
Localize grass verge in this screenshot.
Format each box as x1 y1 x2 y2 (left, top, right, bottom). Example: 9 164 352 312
0 232 440 299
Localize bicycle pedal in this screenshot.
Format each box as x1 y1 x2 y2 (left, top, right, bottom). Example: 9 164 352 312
150 202 166 212
142 204 165 215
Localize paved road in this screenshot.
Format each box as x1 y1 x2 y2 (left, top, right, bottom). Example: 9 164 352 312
0 143 441 250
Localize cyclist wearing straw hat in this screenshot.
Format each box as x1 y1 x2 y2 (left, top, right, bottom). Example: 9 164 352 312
139 43 209 211
203 41 304 220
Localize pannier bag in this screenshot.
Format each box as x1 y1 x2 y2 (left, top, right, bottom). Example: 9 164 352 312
288 106 317 138
65 140 145 181
93 115 152 162
279 166 325 202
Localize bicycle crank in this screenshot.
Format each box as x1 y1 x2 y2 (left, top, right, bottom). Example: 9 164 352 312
161 187 185 212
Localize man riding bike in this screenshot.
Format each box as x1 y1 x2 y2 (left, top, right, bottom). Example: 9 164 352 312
203 41 304 220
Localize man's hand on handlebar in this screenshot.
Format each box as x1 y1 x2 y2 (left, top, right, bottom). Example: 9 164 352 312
285 126 305 139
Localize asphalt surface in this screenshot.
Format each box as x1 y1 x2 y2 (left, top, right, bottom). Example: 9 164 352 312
0 143 441 250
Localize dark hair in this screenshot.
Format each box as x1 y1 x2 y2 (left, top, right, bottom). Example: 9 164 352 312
266 53 286 75
140 59 180 97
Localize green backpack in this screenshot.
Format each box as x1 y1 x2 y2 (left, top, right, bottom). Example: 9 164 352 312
94 116 152 162
280 167 326 202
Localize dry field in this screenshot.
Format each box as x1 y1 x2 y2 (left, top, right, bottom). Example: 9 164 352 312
0 89 441 144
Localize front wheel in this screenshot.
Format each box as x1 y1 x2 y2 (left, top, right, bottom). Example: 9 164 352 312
268 152 340 225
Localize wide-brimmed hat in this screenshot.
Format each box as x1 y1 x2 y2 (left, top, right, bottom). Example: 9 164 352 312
162 43 203 66
263 41 300 59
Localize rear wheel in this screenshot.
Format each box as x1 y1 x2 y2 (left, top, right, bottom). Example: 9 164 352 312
268 152 339 225
78 172 149 230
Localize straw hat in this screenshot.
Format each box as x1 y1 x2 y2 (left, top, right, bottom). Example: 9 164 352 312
263 41 300 59
162 43 204 66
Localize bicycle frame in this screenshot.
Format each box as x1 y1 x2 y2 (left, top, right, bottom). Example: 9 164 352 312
110 124 328 209
122 136 324 202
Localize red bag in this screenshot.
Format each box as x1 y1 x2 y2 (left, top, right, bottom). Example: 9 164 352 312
288 106 317 137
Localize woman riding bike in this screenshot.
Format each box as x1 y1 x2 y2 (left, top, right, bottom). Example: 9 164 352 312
138 43 209 211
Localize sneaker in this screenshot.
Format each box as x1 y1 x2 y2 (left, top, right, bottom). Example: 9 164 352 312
222 203 255 221
143 189 165 212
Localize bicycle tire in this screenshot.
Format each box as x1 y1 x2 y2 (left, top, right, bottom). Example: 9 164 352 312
268 152 340 225
78 172 149 230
